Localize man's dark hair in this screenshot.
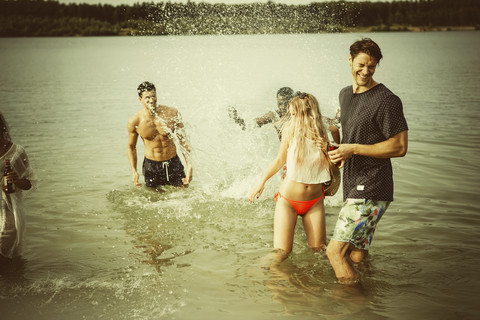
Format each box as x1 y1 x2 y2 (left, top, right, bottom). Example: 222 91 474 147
350 38 383 65
277 87 294 99
137 81 156 97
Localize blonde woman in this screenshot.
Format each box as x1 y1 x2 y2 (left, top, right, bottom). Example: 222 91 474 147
249 93 337 254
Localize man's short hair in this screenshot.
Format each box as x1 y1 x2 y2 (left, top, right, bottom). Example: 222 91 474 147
350 38 383 65
277 87 294 99
137 81 156 97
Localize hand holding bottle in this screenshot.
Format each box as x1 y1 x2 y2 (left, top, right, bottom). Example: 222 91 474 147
3 159 32 192
3 159 15 193
327 130 342 168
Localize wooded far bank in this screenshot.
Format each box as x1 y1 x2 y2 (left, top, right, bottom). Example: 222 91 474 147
1 0 479 37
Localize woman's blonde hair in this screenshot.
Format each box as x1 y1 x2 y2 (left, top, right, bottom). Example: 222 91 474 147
278 93 328 163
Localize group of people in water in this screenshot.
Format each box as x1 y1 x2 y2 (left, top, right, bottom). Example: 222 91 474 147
1 38 408 285
125 37 408 284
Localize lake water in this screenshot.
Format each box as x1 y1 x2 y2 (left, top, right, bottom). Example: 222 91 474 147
0 31 479 319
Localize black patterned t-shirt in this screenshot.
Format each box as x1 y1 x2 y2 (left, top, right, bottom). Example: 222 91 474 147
339 84 408 201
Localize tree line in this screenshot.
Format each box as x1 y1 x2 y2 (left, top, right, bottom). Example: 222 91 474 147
0 0 478 37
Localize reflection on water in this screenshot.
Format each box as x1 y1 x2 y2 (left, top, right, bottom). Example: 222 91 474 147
0 256 27 285
257 249 384 318
106 185 396 319
107 188 197 273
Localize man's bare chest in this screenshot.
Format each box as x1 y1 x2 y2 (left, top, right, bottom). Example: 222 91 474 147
137 118 174 141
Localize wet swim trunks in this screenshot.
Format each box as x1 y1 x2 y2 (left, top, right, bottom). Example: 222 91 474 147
142 155 186 188
331 199 390 250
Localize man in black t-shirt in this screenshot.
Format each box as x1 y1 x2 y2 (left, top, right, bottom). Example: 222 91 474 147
326 38 409 284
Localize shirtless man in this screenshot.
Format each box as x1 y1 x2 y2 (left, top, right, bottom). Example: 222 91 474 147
127 81 192 189
228 87 294 133
254 87 294 127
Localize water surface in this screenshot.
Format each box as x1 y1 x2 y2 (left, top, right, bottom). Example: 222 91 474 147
0 31 479 319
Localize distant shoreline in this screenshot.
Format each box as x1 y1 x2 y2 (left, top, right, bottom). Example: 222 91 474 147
46 26 480 37
349 25 479 33
1 0 478 38
1 25 477 38
118 25 480 37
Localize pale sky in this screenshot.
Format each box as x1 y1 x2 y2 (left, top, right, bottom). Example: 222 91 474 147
59 0 390 6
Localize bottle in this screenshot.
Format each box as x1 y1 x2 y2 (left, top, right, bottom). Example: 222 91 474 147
328 143 339 151
327 129 339 151
326 129 341 167
3 159 15 193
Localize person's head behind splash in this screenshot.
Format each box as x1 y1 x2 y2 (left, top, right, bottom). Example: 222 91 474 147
280 92 328 163
276 87 294 114
0 112 11 142
277 87 294 104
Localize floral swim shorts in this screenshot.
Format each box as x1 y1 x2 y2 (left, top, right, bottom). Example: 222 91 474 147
331 199 390 251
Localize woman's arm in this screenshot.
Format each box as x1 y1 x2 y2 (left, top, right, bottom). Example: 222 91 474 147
249 137 288 203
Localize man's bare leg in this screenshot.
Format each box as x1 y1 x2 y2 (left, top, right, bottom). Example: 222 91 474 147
350 247 368 263
326 239 360 284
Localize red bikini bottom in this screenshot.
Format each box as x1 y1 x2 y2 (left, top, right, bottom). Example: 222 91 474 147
274 187 325 215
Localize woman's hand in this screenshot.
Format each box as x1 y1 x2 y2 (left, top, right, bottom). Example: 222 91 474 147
6 170 32 190
5 169 17 185
249 181 265 203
